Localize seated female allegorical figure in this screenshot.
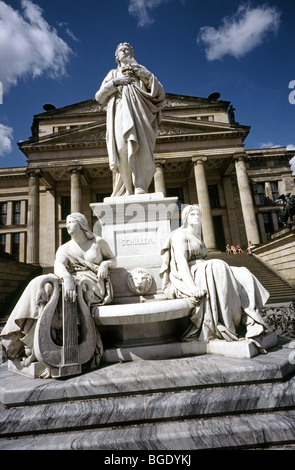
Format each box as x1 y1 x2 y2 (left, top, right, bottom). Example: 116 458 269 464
160 205 270 351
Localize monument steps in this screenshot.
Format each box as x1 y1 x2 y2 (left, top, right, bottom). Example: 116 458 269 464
0 337 294 450
209 252 295 304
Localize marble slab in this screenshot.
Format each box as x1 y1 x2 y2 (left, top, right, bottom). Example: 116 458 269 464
90 194 179 268
1 375 294 438
0 337 294 407
1 409 295 450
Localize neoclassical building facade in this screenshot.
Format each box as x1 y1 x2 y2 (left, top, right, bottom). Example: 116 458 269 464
0 92 294 267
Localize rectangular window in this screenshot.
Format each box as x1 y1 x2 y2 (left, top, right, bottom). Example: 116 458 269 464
270 182 279 201
166 187 184 211
166 187 184 229
249 160 263 168
13 201 21 225
12 233 20 261
262 213 273 238
61 196 71 220
0 202 7 226
96 192 111 202
208 185 220 209
0 234 6 253
256 183 265 205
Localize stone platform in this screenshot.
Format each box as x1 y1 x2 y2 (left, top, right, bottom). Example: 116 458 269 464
0 336 294 450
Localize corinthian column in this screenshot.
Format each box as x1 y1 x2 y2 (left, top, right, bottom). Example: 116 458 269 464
234 153 260 244
192 157 216 250
26 169 40 264
70 167 82 213
154 159 166 196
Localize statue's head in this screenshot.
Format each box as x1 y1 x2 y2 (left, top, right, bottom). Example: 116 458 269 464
66 213 94 239
115 42 135 65
181 205 202 228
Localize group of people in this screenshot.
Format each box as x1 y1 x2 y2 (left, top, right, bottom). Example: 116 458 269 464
226 242 255 255
226 243 243 254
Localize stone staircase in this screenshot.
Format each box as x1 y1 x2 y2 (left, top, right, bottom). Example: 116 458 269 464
209 252 295 305
0 336 294 450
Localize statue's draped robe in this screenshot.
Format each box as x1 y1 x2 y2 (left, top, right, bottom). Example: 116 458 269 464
160 228 269 344
0 255 113 360
95 67 166 195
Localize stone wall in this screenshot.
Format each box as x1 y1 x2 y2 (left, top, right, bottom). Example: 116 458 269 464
253 228 295 288
0 254 41 320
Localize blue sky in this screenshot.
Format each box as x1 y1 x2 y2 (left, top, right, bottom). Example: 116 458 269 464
0 0 294 171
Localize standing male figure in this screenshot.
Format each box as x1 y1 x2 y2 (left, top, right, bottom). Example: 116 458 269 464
95 43 166 196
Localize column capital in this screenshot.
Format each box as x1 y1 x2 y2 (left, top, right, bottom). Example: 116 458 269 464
69 165 83 174
155 159 166 167
192 156 207 164
26 168 41 178
233 152 247 162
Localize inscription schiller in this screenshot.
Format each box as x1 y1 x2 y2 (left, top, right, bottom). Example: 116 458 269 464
121 237 156 246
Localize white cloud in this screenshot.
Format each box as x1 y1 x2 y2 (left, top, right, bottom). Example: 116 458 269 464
128 0 169 27
0 124 13 157
57 21 79 42
197 4 281 61
259 142 295 151
259 141 281 149
0 0 73 93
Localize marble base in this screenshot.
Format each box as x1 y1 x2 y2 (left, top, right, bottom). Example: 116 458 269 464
8 359 45 378
2 410 294 451
102 331 278 364
102 339 207 363
90 193 179 268
0 337 294 450
207 330 278 358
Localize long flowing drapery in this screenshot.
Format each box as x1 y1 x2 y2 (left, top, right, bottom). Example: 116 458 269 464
0 254 113 361
96 67 166 195
160 228 269 344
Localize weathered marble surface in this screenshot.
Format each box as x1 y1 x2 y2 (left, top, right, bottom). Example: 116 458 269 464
0 337 294 450
1 375 294 438
0 338 293 407
1 410 295 450
91 193 178 269
94 43 166 197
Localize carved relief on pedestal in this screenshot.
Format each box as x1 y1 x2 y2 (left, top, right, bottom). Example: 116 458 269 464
127 268 153 295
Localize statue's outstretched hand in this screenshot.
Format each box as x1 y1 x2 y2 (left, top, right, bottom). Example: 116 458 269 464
97 263 108 280
193 287 207 299
113 77 132 87
63 275 77 302
133 65 152 80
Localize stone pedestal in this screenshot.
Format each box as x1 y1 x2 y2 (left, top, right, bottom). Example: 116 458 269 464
1 336 294 450
90 193 178 269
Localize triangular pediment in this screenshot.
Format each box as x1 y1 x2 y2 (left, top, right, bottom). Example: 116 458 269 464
35 92 229 121
36 99 104 119
51 122 106 144
20 114 249 151
165 93 227 108
159 117 239 136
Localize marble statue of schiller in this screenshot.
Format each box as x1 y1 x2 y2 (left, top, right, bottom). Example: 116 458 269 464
95 42 166 196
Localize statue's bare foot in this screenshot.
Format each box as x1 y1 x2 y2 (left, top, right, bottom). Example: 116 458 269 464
39 367 52 379
135 187 146 195
21 354 34 367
